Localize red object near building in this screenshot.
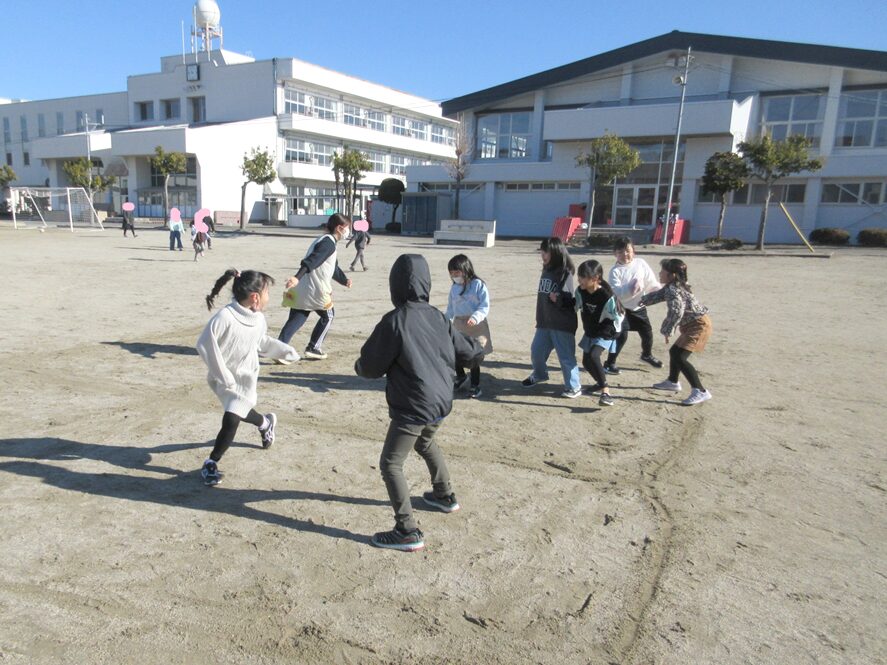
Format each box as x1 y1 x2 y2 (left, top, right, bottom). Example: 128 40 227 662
651 218 690 245
568 204 587 221
552 216 583 242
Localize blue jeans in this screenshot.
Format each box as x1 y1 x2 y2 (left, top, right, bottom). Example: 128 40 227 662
169 230 182 250
530 328 580 391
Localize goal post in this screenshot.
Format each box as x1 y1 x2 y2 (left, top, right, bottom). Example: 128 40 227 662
9 187 104 232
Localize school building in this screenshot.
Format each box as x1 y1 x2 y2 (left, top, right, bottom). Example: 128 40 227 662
0 1 455 226
407 31 887 243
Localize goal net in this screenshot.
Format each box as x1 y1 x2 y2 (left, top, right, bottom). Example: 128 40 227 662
8 187 104 231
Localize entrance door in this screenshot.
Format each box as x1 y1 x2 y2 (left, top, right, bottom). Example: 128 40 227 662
613 185 657 227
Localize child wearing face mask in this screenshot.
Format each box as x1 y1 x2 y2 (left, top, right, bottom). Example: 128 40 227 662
445 254 492 398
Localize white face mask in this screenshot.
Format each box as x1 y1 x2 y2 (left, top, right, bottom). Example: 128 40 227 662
452 276 464 285
338 228 350 241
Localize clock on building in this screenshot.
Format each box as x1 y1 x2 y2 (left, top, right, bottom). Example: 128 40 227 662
186 64 200 82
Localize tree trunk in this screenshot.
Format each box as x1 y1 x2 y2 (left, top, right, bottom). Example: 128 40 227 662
584 168 596 239
454 178 461 220
391 203 399 228
716 195 727 240
756 186 772 250
240 182 248 230
163 174 170 221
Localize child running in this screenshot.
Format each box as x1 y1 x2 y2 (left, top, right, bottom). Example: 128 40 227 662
196 269 300 485
446 254 492 399
522 237 581 398
190 220 207 262
640 258 713 406
355 254 483 552
575 260 624 407
346 222 371 271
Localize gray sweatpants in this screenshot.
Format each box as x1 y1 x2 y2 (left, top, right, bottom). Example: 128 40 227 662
379 420 452 532
350 247 367 270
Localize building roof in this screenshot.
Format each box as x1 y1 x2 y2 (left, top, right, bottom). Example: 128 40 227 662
441 31 887 117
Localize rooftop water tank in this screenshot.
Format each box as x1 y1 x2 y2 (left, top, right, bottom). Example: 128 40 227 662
195 0 221 28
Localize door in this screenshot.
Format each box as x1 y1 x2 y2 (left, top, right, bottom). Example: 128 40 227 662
613 185 657 227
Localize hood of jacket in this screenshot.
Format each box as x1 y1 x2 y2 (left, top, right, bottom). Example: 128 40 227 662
389 254 431 307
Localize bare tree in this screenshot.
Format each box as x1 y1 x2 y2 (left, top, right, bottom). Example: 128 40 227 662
444 113 474 220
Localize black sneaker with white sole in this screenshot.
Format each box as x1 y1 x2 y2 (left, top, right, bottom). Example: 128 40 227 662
422 491 461 513
640 354 663 368
603 364 621 375
260 413 277 449
371 527 425 552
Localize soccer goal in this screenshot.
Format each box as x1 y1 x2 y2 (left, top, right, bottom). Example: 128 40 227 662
9 186 104 232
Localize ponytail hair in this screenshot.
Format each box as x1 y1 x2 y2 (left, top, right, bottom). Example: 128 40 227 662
326 212 350 234
577 259 624 314
660 258 690 291
206 269 275 310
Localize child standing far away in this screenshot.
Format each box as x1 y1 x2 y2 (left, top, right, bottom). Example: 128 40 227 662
446 254 492 398
196 269 301 485
606 236 663 374
168 210 185 251
346 218 371 271
522 237 582 398
575 260 624 407
641 258 713 406
355 254 483 552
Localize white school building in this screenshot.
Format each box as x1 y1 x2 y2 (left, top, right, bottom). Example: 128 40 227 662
407 31 887 243
0 1 455 226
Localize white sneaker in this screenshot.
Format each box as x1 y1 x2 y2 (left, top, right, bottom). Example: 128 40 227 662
560 387 582 399
652 379 682 392
682 389 712 406
273 357 292 365
303 348 328 360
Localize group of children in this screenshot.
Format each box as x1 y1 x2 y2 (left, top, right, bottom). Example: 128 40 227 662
195 216 712 552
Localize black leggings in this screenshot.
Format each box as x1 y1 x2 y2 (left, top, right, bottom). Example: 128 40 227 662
210 410 263 462
612 308 654 359
582 346 609 389
668 346 704 390
455 363 481 386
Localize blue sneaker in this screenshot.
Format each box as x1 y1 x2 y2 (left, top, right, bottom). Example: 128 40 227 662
201 460 223 486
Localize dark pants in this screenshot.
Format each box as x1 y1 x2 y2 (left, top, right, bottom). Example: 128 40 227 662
611 307 654 360
379 420 451 532
210 410 263 462
668 346 704 390
169 230 183 250
455 363 481 387
350 247 367 270
122 220 136 237
278 307 334 352
582 346 609 389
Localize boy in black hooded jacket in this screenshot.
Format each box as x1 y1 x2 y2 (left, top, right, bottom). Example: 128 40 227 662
355 253 483 552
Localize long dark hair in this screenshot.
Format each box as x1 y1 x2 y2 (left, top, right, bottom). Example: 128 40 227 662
205 269 275 310
326 213 350 234
447 253 481 295
539 237 575 275
660 258 691 291
577 259 624 314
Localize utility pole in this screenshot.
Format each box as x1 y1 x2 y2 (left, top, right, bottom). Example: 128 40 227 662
662 47 692 246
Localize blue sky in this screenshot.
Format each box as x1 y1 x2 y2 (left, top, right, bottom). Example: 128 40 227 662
1 0 885 103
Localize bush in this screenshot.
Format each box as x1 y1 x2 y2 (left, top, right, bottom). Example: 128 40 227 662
809 227 849 245
857 228 887 247
704 237 743 250
583 234 618 248
384 222 401 233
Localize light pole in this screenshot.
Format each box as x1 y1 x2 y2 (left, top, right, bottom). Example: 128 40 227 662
662 47 692 246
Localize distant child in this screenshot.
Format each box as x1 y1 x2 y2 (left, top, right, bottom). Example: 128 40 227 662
575 260 624 407
121 208 137 237
606 236 663 373
355 254 483 552
522 237 581 398
346 222 371 271
203 214 214 250
196 269 300 485
169 214 184 251
446 254 492 399
190 221 207 262
641 258 713 406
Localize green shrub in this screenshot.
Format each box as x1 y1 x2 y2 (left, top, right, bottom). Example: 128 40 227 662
584 234 620 248
809 227 849 245
704 237 743 250
857 228 887 247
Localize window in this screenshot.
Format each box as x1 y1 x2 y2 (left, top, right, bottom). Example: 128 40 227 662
363 150 386 173
366 110 386 132
821 181 885 204
150 156 197 187
761 94 824 147
408 119 428 141
431 124 455 145
190 97 205 123
284 89 309 115
56 112 64 135
95 109 104 126
287 184 337 215
392 115 408 136
135 102 154 122
18 116 27 142
504 182 580 191
23 152 29 166
835 89 887 148
2 118 9 144
6 153 12 166
284 138 336 166
37 114 45 138
162 98 181 120
476 112 531 158
733 183 806 205
390 155 417 176
76 111 86 131
344 104 365 127
312 96 337 121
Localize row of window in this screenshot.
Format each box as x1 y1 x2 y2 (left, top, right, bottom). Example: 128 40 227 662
698 183 806 205
283 137 439 174
283 88 455 146
503 182 581 191
698 180 887 205
135 98 205 124
286 184 338 216
6 151 30 167
2 110 103 144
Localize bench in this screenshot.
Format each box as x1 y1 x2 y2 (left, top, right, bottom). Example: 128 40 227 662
433 219 496 248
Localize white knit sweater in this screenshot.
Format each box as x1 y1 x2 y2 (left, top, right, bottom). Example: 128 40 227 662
196 301 299 417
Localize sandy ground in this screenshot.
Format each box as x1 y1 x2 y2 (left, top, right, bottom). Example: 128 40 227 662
0 223 884 665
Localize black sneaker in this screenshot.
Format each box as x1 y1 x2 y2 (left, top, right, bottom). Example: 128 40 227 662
422 491 461 513
603 364 621 375
260 413 277 449
583 383 604 395
599 392 615 407
371 527 425 552
641 354 663 368
522 374 545 387
468 385 482 399
453 375 470 392
201 460 223 486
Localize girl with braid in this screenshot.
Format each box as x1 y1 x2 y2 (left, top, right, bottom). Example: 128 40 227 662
196 269 300 485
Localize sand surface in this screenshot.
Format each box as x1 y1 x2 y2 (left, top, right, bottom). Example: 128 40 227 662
0 225 884 664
